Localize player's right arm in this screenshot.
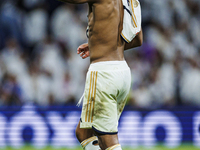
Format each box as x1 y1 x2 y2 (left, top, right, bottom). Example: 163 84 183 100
58 0 97 4
124 29 143 50
77 43 90 59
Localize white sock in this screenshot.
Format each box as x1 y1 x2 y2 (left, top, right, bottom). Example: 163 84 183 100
81 136 100 150
105 144 122 150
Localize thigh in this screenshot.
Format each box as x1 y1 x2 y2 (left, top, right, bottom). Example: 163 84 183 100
81 70 119 133
80 71 98 129
93 70 131 134
81 69 131 134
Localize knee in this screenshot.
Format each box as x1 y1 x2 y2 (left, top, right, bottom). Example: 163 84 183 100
75 121 94 143
75 125 82 142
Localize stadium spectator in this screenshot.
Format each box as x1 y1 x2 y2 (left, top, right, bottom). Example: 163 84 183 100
0 1 23 49
24 4 48 46
0 73 22 106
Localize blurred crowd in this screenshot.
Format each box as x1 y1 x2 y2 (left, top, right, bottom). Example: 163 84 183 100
0 0 200 108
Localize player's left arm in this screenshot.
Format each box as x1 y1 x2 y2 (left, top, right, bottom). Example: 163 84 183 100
58 0 97 4
124 29 143 50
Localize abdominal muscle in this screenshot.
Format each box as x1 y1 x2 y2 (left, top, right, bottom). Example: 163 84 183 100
87 0 125 64
89 40 125 63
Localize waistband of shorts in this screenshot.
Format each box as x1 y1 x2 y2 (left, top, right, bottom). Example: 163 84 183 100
89 61 130 71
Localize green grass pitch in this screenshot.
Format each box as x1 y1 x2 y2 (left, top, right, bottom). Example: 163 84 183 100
3 145 199 150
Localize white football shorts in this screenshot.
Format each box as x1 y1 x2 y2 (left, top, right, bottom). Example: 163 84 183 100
80 61 131 134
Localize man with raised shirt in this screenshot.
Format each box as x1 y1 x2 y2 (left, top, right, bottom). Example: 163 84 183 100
58 0 143 149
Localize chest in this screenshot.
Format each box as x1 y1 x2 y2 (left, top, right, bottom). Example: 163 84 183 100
88 1 116 22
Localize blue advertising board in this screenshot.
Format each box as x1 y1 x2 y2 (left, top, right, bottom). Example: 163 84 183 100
0 104 199 148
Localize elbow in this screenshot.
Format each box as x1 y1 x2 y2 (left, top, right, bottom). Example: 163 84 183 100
134 35 143 47
138 36 143 46
137 31 143 46
139 30 143 46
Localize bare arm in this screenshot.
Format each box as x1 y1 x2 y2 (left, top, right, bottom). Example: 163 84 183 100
124 29 143 50
58 0 96 4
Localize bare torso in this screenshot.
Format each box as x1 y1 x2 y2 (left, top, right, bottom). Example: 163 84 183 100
87 0 125 63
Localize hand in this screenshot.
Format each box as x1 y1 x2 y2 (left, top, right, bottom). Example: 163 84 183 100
77 43 90 59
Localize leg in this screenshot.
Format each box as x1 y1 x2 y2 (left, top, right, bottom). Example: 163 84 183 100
76 120 94 142
78 62 130 150
76 120 100 150
95 132 119 150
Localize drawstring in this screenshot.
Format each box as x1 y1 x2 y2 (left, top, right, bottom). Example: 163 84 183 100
77 92 84 107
